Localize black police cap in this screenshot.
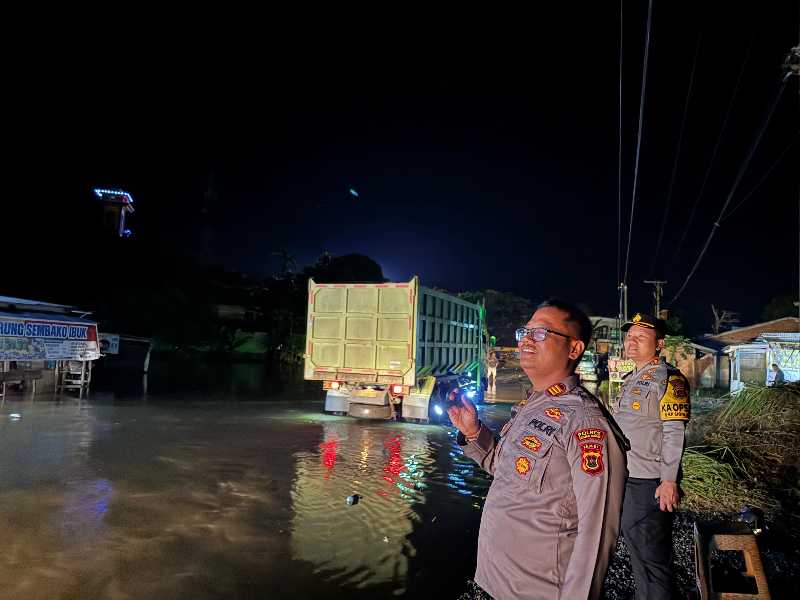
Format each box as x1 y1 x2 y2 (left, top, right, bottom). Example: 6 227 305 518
621 313 667 337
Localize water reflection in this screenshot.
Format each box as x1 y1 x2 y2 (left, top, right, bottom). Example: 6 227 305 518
0 392 505 598
289 416 498 593
61 478 113 545
290 422 430 591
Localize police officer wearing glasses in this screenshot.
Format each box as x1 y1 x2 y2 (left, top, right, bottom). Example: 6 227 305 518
615 313 690 600
449 299 629 600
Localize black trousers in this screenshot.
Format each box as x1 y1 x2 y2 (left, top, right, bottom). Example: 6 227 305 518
621 477 674 600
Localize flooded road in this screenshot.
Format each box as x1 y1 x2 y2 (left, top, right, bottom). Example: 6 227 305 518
0 363 511 599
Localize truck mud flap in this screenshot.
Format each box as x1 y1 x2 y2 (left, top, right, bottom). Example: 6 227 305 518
349 402 393 420
324 392 349 414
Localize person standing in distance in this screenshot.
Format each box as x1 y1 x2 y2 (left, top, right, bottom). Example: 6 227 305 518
615 312 691 600
485 351 499 396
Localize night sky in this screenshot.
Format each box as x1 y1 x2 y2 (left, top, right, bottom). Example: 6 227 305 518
8 3 799 334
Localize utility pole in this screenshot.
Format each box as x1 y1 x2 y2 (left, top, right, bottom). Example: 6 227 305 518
782 45 799 318
613 282 628 360
789 45 800 320
644 280 667 317
617 283 628 322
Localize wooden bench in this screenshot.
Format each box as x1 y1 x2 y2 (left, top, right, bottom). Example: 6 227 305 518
694 521 770 599
0 369 44 395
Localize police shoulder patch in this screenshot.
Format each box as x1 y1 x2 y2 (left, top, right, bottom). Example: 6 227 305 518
579 442 604 476
546 383 567 397
660 374 690 421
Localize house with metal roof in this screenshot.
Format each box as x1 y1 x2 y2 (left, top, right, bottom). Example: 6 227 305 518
723 332 799 393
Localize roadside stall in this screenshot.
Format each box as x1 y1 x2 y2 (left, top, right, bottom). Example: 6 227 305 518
0 311 101 399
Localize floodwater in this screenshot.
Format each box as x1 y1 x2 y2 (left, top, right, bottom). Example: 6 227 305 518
0 361 510 599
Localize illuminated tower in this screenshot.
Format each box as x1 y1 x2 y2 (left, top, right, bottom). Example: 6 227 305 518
94 188 135 237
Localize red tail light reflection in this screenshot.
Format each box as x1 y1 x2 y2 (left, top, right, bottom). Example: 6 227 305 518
320 439 338 479
382 435 405 484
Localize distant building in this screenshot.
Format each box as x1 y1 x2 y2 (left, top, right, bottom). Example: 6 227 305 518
722 332 799 392
664 338 729 390
707 317 800 392
588 316 620 355
708 317 800 345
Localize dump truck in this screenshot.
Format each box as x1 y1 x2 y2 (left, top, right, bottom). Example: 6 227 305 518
303 276 487 422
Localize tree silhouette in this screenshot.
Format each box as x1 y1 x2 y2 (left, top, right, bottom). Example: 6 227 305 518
711 304 740 335
271 248 298 279
304 253 385 283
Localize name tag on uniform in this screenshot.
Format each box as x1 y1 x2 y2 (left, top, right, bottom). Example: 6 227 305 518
527 418 557 437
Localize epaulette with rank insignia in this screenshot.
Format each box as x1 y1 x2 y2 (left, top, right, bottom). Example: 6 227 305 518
546 383 567 397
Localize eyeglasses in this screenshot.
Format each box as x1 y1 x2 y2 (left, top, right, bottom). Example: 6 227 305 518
515 327 572 343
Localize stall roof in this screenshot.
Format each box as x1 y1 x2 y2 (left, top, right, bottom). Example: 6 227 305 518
0 310 96 325
0 296 74 309
692 337 728 353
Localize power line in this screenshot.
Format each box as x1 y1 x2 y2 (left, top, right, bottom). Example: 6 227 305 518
721 132 798 222
650 35 700 278
668 77 789 307
623 0 654 285
670 41 753 269
617 0 624 289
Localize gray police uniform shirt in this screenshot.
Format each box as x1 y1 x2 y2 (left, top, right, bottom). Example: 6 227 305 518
459 375 627 600
613 357 690 481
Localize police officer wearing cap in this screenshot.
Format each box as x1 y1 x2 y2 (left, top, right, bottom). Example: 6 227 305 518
449 299 629 600
615 312 690 600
